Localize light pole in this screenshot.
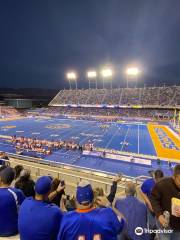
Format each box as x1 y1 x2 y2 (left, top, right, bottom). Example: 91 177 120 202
87 71 97 89
125 67 140 88
101 68 113 89
66 72 77 90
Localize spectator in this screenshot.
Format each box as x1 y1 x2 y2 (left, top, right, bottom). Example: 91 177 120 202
150 164 180 240
93 174 122 206
115 182 148 240
11 164 24 187
0 165 7 172
0 151 9 166
18 176 63 240
57 180 125 240
15 169 35 197
48 178 65 207
0 167 25 237
140 169 164 233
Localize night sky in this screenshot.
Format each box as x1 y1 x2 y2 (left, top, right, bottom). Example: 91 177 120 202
0 0 180 89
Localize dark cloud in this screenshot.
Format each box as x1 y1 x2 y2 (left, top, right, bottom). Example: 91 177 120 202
0 0 180 89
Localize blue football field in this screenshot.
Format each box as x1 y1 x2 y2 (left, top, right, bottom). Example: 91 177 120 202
0 117 175 177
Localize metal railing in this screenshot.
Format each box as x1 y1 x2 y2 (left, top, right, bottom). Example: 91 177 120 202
0 153 148 193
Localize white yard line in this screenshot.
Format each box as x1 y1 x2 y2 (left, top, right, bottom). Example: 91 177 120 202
138 124 140 154
120 126 130 151
105 127 120 149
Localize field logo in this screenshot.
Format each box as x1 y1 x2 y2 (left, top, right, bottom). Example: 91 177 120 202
135 227 143 236
2 125 16 129
46 124 70 129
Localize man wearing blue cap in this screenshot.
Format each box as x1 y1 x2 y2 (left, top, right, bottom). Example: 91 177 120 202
18 176 63 240
57 180 125 240
0 167 25 237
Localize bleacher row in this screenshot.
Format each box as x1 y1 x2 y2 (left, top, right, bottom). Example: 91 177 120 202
37 107 174 119
49 86 180 106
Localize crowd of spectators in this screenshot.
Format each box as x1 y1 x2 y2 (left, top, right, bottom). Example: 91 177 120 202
0 106 21 117
0 162 180 240
36 106 175 121
49 86 180 106
10 135 93 158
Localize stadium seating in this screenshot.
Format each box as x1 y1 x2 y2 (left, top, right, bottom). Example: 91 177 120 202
0 106 21 116
49 86 180 106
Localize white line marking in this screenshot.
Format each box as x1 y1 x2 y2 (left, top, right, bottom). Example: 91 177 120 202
120 126 130 151
105 127 120 149
138 124 140 154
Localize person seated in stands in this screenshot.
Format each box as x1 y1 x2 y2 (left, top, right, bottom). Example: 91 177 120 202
57 180 124 240
0 167 25 237
18 176 63 240
15 169 35 197
115 182 149 240
140 169 164 238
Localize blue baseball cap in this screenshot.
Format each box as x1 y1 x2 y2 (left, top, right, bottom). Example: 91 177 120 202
76 180 94 204
35 176 52 195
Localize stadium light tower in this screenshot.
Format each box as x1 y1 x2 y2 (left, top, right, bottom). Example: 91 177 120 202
101 68 113 89
125 67 140 88
87 71 97 89
66 72 77 90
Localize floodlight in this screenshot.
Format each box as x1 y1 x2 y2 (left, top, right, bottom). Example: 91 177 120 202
101 68 113 78
87 71 97 78
66 72 77 80
126 67 140 76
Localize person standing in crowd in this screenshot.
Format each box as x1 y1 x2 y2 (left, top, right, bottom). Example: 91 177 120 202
57 180 125 240
115 182 148 240
48 178 65 207
140 169 164 235
11 164 24 187
150 164 180 240
0 167 25 237
18 176 63 240
15 169 35 197
93 174 122 206
0 151 9 166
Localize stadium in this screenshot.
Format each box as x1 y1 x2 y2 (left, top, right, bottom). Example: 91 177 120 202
1 85 180 177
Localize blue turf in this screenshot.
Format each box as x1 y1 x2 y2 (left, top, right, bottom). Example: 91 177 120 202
0 117 175 177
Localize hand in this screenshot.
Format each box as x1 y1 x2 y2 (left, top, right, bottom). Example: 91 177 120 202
158 215 168 228
113 175 122 183
174 207 180 217
56 182 65 193
96 196 111 208
147 202 154 213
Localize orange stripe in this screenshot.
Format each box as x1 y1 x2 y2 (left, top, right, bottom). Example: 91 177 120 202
76 207 95 213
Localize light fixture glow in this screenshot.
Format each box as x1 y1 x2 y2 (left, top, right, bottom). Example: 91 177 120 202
66 72 77 80
87 71 97 78
126 67 140 76
101 68 113 77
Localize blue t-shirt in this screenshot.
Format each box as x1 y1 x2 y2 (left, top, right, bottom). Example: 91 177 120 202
58 207 124 240
115 196 148 240
141 178 155 197
18 197 63 240
0 187 25 237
